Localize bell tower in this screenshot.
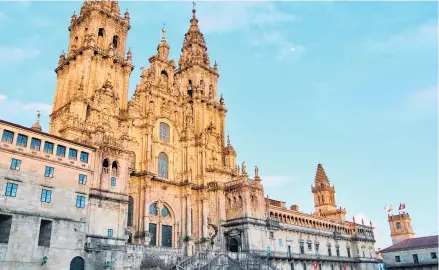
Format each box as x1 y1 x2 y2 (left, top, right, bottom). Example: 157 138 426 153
50 0 133 137
312 164 337 213
388 212 415 244
311 164 346 221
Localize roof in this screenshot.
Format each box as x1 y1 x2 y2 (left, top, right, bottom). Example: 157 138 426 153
315 163 330 183
0 119 96 150
381 235 438 253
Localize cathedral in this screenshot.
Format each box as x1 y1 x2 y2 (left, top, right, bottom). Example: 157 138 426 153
0 1 379 269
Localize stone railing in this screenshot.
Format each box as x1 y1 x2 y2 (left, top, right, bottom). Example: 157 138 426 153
248 249 362 263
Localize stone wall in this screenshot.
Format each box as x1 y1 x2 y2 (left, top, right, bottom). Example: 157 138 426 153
382 246 439 269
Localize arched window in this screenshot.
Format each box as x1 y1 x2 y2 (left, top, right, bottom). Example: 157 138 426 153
160 70 168 89
396 222 401 229
98 28 104 37
103 158 109 168
112 161 118 169
111 177 116 187
127 196 134 227
187 80 193 97
161 205 170 217
158 152 168 179
97 28 105 47
160 122 170 142
228 237 239 252
112 35 119 49
149 202 158 216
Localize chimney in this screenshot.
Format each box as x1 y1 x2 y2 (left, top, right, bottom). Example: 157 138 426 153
290 205 299 211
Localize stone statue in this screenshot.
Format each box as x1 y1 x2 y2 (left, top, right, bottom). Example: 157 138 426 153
255 166 259 177
242 161 246 174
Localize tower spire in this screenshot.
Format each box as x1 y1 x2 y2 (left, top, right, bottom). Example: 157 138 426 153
315 163 330 185
155 23 170 62
31 111 42 132
178 4 210 69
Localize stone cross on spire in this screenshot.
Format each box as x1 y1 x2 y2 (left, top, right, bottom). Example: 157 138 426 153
162 22 166 40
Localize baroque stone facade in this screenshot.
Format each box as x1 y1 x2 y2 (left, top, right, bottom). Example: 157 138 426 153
0 1 380 269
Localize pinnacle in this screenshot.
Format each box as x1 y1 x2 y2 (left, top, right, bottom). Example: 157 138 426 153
31 111 42 132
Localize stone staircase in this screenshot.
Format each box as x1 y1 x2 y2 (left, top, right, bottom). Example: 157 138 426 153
175 252 278 270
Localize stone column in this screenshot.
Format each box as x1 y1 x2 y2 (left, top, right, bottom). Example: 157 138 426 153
202 197 208 238
186 195 192 237
143 180 152 244
185 193 194 256
146 126 153 172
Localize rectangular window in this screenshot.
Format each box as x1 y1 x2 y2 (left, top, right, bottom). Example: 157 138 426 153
339 265 342 270
300 242 305 254
30 138 41 151
331 265 334 270
10 158 21 171
45 166 54 177
56 145 66 157
108 229 113 237
1 130 14 144
290 264 294 270
319 264 322 270
328 246 332 256
336 246 340 257
111 177 116 187
80 151 89 163
413 254 419 264
149 223 157 246
347 247 351 258
0 214 13 243
431 252 437 259
76 195 85 208
395 256 400 262
161 224 172 247
308 242 312 250
38 219 52 247
303 263 306 270
269 231 274 239
69 148 77 160
316 243 320 255
16 134 28 147
288 245 291 256
79 174 87 185
279 239 283 246
5 183 18 197
43 141 54 154
40 189 52 203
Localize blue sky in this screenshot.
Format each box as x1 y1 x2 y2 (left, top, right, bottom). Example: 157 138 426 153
0 1 437 249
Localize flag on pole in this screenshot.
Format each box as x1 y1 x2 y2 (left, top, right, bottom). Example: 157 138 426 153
385 205 393 212
398 203 406 211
